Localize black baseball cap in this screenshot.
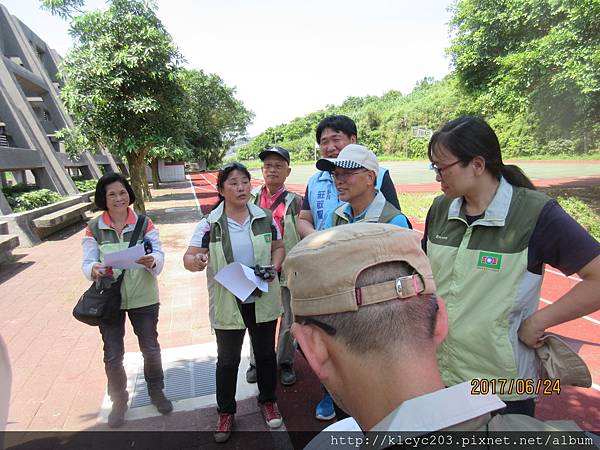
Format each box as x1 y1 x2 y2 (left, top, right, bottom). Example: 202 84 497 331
258 147 290 164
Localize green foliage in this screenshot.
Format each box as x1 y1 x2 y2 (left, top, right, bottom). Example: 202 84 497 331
1 185 64 212
73 178 97 192
555 195 600 241
54 125 96 158
1 183 38 196
39 0 85 19
238 76 472 161
449 0 600 147
179 68 253 167
59 0 185 158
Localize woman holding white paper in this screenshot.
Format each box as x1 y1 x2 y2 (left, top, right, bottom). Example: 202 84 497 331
81 173 172 428
184 162 285 443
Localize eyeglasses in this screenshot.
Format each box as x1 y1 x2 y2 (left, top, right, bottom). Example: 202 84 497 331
331 168 369 182
429 160 461 177
296 317 336 335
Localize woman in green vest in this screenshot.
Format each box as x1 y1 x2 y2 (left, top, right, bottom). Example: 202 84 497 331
423 116 600 417
82 173 172 428
183 163 285 443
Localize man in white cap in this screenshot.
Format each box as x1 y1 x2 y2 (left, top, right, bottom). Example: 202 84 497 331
316 144 409 229
285 224 591 449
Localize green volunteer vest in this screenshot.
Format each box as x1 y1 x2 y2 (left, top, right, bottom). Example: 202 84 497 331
88 215 159 310
206 202 283 330
426 178 551 400
251 186 302 286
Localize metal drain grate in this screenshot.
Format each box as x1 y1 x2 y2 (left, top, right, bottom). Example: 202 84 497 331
130 357 217 408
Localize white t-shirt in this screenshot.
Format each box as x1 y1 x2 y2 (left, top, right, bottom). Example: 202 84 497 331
189 215 281 304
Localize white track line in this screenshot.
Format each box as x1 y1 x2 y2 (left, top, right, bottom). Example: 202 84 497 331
199 172 218 189
186 174 202 215
545 267 582 282
540 298 600 326
407 219 582 282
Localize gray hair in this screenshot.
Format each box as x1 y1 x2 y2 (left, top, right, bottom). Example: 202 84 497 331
309 262 438 356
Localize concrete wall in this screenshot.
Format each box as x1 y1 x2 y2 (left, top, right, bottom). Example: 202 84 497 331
0 4 116 217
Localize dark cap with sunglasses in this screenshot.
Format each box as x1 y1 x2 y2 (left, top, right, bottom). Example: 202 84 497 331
283 223 436 316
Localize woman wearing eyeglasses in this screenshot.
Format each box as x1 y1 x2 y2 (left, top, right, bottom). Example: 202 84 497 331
183 163 285 443
423 116 600 416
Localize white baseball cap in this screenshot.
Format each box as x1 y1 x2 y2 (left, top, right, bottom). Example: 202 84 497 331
316 144 379 173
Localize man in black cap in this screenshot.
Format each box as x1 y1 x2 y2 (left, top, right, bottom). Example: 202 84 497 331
246 147 303 386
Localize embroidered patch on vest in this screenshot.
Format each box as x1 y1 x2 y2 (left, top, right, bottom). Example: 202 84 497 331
477 251 503 271
263 233 272 243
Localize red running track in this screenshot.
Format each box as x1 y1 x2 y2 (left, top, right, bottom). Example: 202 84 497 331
187 171 600 431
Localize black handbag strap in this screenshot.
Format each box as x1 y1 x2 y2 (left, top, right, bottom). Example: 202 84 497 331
129 214 146 248
115 214 146 280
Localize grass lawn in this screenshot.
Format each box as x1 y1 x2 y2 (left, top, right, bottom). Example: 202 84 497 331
400 185 600 241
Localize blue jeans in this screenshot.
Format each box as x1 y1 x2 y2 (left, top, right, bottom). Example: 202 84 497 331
99 303 164 401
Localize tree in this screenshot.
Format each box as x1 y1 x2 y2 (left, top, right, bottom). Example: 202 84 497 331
42 0 185 213
449 0 600 149
179 69 253 167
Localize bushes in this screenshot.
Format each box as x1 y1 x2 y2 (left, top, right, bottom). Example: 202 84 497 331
73 179 97 192
1 184 64 212
71 176 97 192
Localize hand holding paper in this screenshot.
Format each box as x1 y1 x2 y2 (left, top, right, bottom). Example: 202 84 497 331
103 244 146 269
214 262 269 302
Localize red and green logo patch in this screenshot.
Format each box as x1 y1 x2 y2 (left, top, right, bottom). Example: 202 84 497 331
477 251 503 271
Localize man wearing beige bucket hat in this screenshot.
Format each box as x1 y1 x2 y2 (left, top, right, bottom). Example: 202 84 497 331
285 224 592 447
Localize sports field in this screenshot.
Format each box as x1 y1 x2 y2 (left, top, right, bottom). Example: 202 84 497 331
247 159 600 187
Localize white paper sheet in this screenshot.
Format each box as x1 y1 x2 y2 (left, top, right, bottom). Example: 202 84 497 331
103 244 146 269
214 262 269 302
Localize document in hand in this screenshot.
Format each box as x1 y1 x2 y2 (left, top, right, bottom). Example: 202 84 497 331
214 262 269 302
103 244 146 269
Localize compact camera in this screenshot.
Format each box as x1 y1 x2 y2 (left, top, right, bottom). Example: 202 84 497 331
253 264 276 281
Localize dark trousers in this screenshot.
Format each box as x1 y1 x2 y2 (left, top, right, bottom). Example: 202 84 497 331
498 398 536 417
99 303 164 402
215 303 277 414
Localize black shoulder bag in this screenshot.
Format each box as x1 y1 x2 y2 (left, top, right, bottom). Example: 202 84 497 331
73 215 147 326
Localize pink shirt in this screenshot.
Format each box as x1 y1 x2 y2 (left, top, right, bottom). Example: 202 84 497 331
259 186 286 238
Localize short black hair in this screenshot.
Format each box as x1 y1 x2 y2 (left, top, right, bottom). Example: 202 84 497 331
315 115 357 144
94 172 135 211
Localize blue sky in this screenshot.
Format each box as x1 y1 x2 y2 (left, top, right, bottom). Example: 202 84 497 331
1 0 455 136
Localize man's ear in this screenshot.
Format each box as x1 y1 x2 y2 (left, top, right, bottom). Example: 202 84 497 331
433 295 448 346
286 166 291 177
350 135 357 144
291 323 330 380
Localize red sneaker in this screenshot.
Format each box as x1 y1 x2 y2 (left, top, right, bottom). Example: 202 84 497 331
214 413 234 443
260 401 282 429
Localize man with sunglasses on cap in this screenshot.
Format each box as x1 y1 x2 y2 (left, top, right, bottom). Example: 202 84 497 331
245 147 303 386
317 144 409 229
285 223 590 449
307 143 410 421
